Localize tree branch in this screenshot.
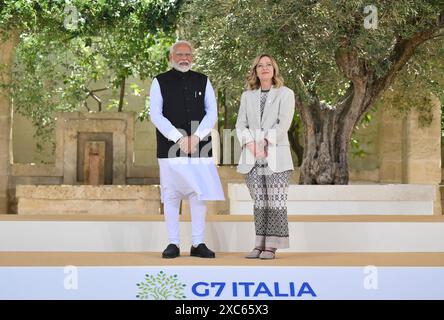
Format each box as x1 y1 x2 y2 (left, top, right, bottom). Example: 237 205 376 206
428 32 444 40
370 11 444 105
84 87 105 112
89 92 102 111
118 77 125 112
335 46 370 84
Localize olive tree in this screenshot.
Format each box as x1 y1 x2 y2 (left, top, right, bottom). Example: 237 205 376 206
181 0 444 184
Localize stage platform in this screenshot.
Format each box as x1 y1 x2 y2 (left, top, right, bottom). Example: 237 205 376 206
0 252 443 300
1 214 443 299
1 214 444 252
1 251 443 266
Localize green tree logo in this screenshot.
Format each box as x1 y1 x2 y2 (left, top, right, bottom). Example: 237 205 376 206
136 271 186 300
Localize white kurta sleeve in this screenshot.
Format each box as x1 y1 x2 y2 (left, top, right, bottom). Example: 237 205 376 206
193 79 217 140
149 78 184 143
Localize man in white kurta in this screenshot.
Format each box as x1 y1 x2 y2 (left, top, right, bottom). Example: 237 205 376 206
149 40 224 259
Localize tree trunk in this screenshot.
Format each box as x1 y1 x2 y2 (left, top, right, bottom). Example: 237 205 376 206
288 119 303 167
117 77 126 112
298 88 366 185
297 23 440 185
0 29 19 213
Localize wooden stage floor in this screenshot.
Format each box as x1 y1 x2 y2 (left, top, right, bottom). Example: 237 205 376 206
1 252 443 266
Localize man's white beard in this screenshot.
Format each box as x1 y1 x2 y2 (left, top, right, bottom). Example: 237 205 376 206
171 61 192 73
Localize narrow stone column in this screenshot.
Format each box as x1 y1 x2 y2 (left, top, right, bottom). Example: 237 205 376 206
378 107 404 183
378 95 442 214
403 95 442 214
0 31 18 214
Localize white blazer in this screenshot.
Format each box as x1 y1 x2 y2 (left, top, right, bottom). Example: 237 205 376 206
235 85 295 174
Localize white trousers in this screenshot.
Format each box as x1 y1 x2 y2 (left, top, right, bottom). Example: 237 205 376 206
158 158 224 247
163 190 207 247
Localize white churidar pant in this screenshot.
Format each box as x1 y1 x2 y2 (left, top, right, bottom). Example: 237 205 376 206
158 157 224 246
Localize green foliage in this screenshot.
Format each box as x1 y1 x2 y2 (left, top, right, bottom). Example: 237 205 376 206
350 111 375 159
0 0 181 153
377 40 444 128
2 0 443 162
180 0 443 128
0 0 179 35
136 271 187 300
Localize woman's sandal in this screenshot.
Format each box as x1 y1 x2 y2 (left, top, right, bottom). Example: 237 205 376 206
245 248 263 259
259 249 276 260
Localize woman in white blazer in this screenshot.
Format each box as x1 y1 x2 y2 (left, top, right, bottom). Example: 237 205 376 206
235 54 295 260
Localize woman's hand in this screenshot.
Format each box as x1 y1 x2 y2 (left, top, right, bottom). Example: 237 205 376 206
256 140 268 158
245 141 256 156
246 140 268 158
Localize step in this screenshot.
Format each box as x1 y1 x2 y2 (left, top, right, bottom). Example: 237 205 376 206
229 184 437 215
1 252 443 266
15 185 162 215
1 214 443 253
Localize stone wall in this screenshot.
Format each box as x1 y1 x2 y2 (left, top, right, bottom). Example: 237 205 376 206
8 102 441 215
378 95 442 214
3 30 442 215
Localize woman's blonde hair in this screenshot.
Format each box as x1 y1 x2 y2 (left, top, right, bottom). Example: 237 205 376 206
246 54 284 90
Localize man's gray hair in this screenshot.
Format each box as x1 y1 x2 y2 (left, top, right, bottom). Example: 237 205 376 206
169 40 194 55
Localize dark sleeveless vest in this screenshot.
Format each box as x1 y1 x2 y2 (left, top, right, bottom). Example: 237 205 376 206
155 68 213 158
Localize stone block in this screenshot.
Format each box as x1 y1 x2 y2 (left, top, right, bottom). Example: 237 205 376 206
380 142 402 158
407 161 441 184
11 164 61 177
380 124 403 141
16 185 161 200
16 185 162 215
0 197 8 214
11 176 63 186
228 183 436 215
134 151 151 166
349 169 380 182
134 131 151 145
18 199 160 215
434 185 441 215
379 161 402 182
407 140 440 160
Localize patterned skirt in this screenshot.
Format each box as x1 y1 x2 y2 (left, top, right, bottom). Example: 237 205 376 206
245 160 291 249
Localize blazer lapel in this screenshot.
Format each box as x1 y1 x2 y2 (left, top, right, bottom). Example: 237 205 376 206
261 86 277 126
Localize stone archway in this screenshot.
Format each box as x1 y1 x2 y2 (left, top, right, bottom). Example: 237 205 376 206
0 30 18 214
